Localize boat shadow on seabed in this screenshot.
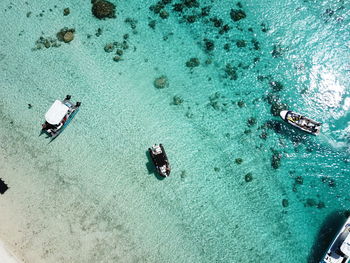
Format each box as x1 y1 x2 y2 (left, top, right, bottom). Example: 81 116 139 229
145 150 165 181
307 210 350 263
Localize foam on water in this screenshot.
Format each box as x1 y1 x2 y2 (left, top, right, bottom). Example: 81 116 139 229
0 0 349 262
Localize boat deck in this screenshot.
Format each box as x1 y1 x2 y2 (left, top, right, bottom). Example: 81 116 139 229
153 152 167 167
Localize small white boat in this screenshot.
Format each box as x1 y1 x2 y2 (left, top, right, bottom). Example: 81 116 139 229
280 110 321 135
320 217 350 263
41 95 81 139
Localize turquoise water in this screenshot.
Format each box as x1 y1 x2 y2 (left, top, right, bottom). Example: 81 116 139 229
0 0 349 262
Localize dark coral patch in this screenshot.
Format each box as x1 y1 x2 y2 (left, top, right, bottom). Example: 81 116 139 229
230 9 246 21
91 0 116 19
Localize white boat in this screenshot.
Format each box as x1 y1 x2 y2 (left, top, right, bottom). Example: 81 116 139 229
41 95 81 139
321 217 350 263
280 110 321 135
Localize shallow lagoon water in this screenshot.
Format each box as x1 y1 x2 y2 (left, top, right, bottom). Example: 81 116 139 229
0 0 349 262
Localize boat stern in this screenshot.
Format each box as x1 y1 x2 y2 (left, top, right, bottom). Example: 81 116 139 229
279 110 288 120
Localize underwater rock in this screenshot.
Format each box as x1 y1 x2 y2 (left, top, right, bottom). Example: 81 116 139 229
91 0 116 19
56 28 75 43
237 100 245 108
247 117 257 127
159 9 169 19
261 23 269 33
63 31 74 43
259 131 268 140
172 95 183 105
154 75 169 89
265 92 279 105
317 201 325 209
282 199 289 207
161 0 172 4
173 3 184 12
104 43 114 52
116 49 123 56
264 120 283 134
63 8 70 16
113 56 122 62
201 6 211 16
244 173 253 182
272 44 284 57
270 102 288 116
96 28 103 37
148 20 156 29
270 81 284 91
180 170 186 179
235 158 243 164
219 24 230 34
204 38 214 52
225 64 238 80
251 39 260 50
236 40 246 48
271 150 281 169
33 36 61 50
150 2 164 14
183 0 199 8
224 43 230 51
305 198 317 207
295 176 303 185
244 129 251 135
121 40 129 50
186 58 200 68
186 15 197 23
210 17 223 27
328 179 336 187
43 39 51 48
125 17 137 29
230 9 246 22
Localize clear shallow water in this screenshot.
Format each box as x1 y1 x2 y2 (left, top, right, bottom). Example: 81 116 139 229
0 0 349 262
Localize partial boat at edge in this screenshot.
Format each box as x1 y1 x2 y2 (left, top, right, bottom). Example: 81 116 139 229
320 217 350 263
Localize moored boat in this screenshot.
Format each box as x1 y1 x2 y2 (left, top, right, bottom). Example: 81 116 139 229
320 217 350 263
280 110 321 135
148 144 171 177
41 95 81 139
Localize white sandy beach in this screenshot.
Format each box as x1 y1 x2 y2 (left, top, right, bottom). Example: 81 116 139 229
0 241 21 263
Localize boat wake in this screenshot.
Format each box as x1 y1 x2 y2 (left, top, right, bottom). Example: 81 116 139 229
319 126 349 153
